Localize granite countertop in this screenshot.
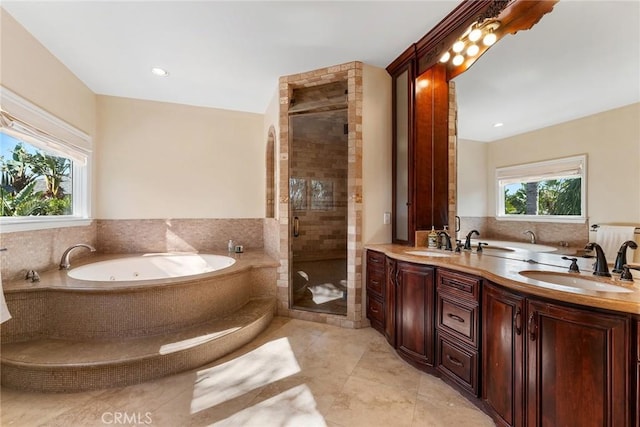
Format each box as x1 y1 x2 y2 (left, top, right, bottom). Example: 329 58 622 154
366 243 640 315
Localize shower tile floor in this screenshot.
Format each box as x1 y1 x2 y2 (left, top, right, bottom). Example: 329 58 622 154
0 317 495 427
292 259 348 315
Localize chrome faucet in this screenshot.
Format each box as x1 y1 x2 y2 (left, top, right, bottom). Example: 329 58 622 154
584 242 611 277
612 240 638 273
523 230 536 244
59 244 96 270
463 230 479 250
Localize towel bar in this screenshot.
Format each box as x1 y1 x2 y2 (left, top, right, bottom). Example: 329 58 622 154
591 224 640 234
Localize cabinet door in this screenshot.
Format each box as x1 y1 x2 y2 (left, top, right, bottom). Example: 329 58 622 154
392 65 413 244
482 283 525 427
396 261 435 366
526 300 629 427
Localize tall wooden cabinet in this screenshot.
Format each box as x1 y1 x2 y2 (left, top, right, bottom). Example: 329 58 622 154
483 282 631 427
388 54 450 245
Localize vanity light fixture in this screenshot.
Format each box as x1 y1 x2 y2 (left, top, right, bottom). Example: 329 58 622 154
439 19 501 68
452 40 466 53
151 67 169 77
466 44 480 57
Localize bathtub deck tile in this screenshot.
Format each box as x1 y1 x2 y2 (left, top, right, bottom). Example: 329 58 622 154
0 297 276 392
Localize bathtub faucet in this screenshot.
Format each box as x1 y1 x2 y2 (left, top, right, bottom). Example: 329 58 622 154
59 244 96 270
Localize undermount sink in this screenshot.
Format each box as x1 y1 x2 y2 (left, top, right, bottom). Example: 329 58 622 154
519 271 634 293
405 250 455 258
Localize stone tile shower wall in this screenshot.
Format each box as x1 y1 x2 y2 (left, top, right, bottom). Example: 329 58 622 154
290 111 348 262
278 62 364 328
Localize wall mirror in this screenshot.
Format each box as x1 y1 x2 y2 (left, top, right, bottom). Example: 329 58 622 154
453 0 639 238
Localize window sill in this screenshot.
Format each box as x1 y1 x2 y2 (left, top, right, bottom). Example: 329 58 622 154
495 215 586 224
0 217 93 233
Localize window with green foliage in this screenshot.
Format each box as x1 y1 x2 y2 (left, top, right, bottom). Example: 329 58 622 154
1 133 73 216
496 155 586 222
0 86 91 231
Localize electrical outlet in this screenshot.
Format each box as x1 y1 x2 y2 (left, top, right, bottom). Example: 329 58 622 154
383 212 391 225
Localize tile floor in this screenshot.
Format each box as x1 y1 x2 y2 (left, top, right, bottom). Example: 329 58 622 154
0 317 495 427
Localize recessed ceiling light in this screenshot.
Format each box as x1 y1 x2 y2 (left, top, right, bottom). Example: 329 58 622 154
493 122 504 128
151 67 169 77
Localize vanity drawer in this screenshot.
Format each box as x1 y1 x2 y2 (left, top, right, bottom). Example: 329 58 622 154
437 293 478 347
367 295 384 332
366 268 385 298
367 250 386 268
437 332 478 395
437 269 480 301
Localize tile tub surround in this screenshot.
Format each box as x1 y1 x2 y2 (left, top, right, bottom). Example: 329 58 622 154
0 222 97 281
1 251 278 392
1 251 278 342
0 218 272 282
0 318 495 427
96 218 265 253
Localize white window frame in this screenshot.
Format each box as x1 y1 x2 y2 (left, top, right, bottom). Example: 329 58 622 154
0 87 92 233
495 154 587 223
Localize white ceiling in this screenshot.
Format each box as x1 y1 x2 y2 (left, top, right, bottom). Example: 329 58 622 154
2 1 639 141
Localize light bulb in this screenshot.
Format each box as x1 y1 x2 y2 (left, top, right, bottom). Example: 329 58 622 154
469 28 482 42
466 44 479 57
483 33 497 46
439 51 451 63
452 40 465 53
452 54 464 66
151 67 169 77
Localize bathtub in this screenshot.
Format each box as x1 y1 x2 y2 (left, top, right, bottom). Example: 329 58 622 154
67 253 236 282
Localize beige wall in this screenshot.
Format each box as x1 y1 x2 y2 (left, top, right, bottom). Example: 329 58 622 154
96 95 264 219
457 138 488 217
362 64 392 244
0 9 96 136
484 103 640 224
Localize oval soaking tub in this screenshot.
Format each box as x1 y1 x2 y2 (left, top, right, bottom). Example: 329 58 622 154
67 253 236 282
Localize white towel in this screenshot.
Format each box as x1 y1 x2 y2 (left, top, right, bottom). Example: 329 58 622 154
0 269 12 324
308 283 344 305
595 225 637 264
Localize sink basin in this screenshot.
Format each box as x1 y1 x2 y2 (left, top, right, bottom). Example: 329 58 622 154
405 250 455 258
519 271 634 293
472 239 556 253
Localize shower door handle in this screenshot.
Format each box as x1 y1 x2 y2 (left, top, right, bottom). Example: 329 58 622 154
293 216 300 237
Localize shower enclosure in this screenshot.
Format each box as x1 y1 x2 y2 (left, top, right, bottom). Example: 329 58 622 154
289 107 348 315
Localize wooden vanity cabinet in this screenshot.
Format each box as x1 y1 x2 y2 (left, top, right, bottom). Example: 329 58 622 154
483 282 631 427
636 319 640 427
395 261 435 367
482 283 526 427
365 250 386 334
435 269 481 395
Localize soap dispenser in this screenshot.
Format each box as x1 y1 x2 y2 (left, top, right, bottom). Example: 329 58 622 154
427 226 438 249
